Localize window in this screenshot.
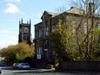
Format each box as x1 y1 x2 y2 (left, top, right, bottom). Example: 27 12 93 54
46 27 48 36
44 40 49 49
52 20 57 29
39 29 42 37
37 47 42 59
23 34 28 41
44 27 49 36
39 49 41 54
37 47 42 54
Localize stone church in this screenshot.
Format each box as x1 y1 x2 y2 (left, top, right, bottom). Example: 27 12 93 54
18 19 31 45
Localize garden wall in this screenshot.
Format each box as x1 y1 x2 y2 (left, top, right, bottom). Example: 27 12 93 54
60 61 100 71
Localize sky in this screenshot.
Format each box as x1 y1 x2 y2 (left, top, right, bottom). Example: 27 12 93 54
0 0 70 48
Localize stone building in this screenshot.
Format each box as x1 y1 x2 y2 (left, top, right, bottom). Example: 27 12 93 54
18 19 31 45
34 2 100 63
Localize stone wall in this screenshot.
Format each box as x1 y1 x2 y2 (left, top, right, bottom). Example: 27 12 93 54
60 61 100 71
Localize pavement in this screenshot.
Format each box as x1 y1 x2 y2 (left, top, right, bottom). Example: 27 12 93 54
1 68 55 75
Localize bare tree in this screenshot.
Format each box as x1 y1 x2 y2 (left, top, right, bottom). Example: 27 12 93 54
55 6 67 13
67 0 100 60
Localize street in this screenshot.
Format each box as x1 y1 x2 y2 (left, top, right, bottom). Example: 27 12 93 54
1 70 100 75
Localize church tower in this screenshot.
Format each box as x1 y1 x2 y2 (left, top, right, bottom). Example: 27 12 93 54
18 19 31 45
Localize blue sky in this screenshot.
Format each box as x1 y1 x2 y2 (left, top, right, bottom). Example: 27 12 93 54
0 0 70 48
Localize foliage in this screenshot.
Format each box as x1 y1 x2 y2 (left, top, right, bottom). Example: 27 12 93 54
50 18 100 62
91 28 100 61
50 20 78 62
0 43 35 62
49 0 100 62
67 0 100 61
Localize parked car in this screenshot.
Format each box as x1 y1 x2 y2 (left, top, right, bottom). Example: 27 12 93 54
0 62 11 73
13 63 30 69
0 62 7 67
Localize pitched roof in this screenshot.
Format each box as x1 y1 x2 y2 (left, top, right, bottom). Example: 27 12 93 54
44 7 84 18
66 7 85 15
46 11 59 17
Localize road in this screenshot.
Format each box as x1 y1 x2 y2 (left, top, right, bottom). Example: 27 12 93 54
1 68 100 75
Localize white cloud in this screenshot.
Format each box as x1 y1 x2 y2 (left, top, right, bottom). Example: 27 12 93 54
0 30 11 34
0 0 21 3
0 29 18 48
4 3 20 14
0 39 17 48
9 35 18 41
0 35 18 48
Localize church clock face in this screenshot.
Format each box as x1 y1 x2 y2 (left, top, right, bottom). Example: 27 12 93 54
23 27 29 33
